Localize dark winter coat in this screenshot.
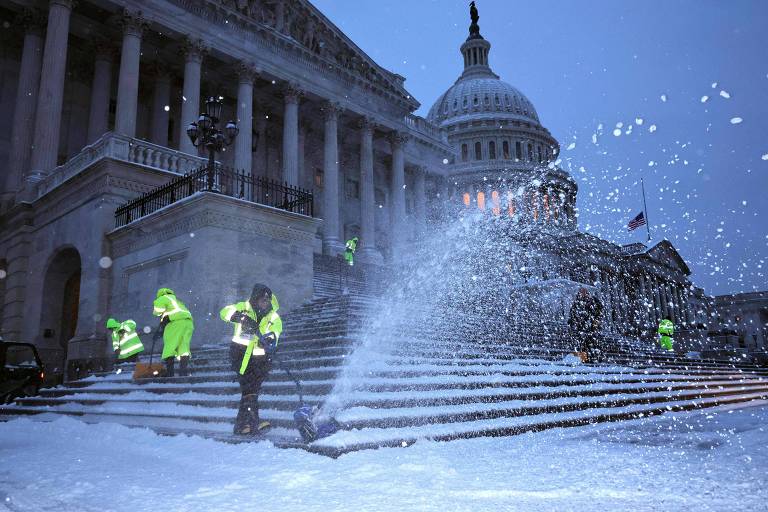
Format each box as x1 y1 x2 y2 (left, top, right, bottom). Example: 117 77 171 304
568 294 603 334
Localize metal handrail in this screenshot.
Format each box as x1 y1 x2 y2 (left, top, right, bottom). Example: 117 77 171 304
114 166 314 228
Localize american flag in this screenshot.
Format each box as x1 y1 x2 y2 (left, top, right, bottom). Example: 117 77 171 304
628 211 646 231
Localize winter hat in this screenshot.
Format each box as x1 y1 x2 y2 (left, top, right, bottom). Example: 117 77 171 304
249 283 272 304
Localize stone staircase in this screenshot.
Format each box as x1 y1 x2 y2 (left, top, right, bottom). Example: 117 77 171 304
3 257 768 455
2 288 768 457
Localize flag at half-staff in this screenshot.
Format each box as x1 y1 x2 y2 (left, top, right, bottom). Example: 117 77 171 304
627 211 646 231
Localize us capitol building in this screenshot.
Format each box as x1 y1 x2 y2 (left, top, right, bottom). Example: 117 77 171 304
0 0 760 378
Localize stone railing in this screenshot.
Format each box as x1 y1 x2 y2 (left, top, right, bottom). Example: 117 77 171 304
404 114 447 144
36 132 209 198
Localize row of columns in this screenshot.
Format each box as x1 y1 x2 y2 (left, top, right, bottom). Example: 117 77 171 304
2 1 428 263
458 185 575 227
637 273 692 328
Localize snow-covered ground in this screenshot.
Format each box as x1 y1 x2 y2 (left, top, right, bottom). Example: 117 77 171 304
1 402 766 512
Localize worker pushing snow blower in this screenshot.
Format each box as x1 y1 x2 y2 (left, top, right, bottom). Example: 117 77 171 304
221 283 339 441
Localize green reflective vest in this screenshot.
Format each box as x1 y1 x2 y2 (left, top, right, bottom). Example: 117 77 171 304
658 319 674 336
111 319 144 359
345 238 358 253
220 294 282 374
153 292 193 322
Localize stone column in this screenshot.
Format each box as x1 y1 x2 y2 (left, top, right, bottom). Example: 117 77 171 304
149 64 171 146
28 0 75 182
414 165 427 232
298 126 307 188
86 42 114 144
234 63 256 174
282 83 302 187
178 38 206 155
357 117 381 263
114 9 146 137
389 132 408 261
321 101 343 255
3 9 45 203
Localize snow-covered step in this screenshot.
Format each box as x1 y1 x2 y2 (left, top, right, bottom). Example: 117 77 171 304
310 391 768 457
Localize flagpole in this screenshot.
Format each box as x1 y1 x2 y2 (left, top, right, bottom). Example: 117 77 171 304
641 177 651 242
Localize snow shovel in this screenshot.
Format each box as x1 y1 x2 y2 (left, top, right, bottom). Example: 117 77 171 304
133 324 166 380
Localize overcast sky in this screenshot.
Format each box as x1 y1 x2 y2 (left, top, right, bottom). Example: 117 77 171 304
312 0 768 296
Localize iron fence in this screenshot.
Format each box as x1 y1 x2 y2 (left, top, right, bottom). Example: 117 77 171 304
115 166 314 227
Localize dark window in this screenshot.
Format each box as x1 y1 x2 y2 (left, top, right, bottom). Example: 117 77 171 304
495 94 500 106
473 96 479 106
474 141 482 160
484 95 490 106
502 141 510 159
537 146 543 163
375 188 386 206
489 141 496 159
345 178 360 199
461 144 468 162
463 96 468 108
515 141 522 160
527 143 533 162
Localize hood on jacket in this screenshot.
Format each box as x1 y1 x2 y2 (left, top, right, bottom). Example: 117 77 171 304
156 288 175 299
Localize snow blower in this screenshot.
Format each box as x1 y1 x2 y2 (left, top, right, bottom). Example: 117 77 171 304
263 335 338 443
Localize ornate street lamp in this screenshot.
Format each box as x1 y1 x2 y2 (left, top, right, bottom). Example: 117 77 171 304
186 96 239 191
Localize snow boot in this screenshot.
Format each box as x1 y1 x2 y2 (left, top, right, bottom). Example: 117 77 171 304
164 357 175 378
179 356 190 377
234 394 260 435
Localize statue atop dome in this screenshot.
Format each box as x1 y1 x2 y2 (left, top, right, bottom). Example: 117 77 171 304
468 1 482 39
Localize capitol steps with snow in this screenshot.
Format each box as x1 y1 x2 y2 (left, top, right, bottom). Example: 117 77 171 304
2 290 768 456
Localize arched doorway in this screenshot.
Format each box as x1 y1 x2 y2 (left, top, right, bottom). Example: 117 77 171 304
41 248 82 375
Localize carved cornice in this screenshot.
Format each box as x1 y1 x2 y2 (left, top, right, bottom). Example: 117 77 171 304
357 116 377 135
389 132 410 148
321 101 342 121
195 0 415 109
236 61 259 84
179 37 208 63
282 82 304 104
118 8 149 38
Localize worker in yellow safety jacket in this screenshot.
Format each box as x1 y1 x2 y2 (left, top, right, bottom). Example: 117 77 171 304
153 288 194 377
106 318 144 362
658 318 674 352
220 283 282 435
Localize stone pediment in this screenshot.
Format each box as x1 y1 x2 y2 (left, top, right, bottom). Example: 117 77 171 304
645 240 690 275
216 0 418 109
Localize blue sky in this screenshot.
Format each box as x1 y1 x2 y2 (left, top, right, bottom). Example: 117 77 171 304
313 0 768 296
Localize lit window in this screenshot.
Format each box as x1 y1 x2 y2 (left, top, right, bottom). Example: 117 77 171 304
491 190 500 216
477 191 486 210
507 191 515 217
463 192 470 207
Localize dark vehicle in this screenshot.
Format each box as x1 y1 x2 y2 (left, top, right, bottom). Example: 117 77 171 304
0 341 45 404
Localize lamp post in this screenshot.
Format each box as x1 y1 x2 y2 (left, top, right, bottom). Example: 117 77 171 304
185 96 239 190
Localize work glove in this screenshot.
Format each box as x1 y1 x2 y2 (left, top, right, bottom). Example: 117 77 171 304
229 311 247 323
261 332 277 355
117 329 126 337
160 316 170 327
240 316 260 336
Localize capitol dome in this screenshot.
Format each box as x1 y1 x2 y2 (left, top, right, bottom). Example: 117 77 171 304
427 77 541 127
